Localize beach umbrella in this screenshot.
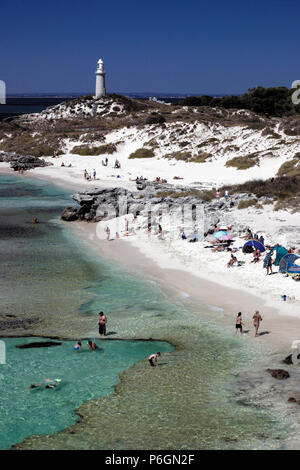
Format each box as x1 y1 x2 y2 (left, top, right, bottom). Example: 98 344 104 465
219 234 233 241
213 230 227 239
243 239 266 253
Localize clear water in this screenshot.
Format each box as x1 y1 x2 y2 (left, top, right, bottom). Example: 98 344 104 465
0 337 172 450
0 174 292 450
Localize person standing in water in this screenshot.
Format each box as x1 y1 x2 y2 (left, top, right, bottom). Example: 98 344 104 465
235 312 243 335
148 352 161 367
253 311 263 337
98 312 107 336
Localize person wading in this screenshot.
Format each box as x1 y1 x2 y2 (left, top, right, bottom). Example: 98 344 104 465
98 311 107 336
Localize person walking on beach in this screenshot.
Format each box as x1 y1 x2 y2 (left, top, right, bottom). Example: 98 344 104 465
148 352 161 367
235 312 243 335
253 311 262 337
93 169 96 180
98 312 107 336
105 226 110 241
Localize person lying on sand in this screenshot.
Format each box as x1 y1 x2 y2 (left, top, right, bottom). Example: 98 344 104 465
241 229 253 240
227 254 238 268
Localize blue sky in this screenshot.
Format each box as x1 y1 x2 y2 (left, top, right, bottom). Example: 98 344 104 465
1 0 299 94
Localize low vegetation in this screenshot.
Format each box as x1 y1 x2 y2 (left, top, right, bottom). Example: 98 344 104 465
225 154 259 170
237 198 258 209
71 144 117 155
179 86 300 117
277 156 300 177
129 148 155 159
163 151 211 163
156 189 214 201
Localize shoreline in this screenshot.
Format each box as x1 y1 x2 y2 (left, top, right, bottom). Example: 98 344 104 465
73 220 299 355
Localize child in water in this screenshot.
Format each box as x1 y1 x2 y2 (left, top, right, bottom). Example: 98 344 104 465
73 340 82 352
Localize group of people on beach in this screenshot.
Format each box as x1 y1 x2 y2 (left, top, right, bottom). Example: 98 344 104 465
235 311 263 337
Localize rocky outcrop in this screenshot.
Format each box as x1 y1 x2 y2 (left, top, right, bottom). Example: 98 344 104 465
61 207 80 222
267 369 290 379
61 183 262 235
0 152 53 171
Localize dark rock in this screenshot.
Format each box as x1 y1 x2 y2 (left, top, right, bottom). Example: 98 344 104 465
61 206 79 221
16 341 62 349
267 369 290 380
283 353 300 365
0 152 53 171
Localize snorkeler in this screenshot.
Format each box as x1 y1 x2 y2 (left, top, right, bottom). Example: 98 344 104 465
26 378 60 390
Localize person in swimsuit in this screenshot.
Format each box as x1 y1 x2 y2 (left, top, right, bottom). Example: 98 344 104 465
253 311 262 337
235 312 243 334
73 340 82 351
148 352 161 367
87 340 98 351
98 312 107 336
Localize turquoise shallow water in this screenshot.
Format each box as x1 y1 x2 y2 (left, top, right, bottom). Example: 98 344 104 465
0 173 292 450
0 337 172 450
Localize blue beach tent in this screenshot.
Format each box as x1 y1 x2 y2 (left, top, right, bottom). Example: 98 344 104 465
279 253 299 273
286 260 300 276
242 239 266 253
272 245 289 266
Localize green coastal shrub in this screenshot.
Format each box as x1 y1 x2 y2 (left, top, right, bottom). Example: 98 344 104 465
71 144 117 155
163 151 211 163
146 113 166 125
225 155 259 170
277 159 300 177
129 148 155 159
237 198 258 209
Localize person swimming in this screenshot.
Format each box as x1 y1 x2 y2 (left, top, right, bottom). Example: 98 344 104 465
87 340 98 351
26 378 60 390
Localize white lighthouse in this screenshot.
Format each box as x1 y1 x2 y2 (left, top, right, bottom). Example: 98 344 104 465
95 58 106 99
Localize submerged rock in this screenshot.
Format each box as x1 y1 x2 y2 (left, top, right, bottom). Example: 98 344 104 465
267 368 290 380
16 341 62 349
